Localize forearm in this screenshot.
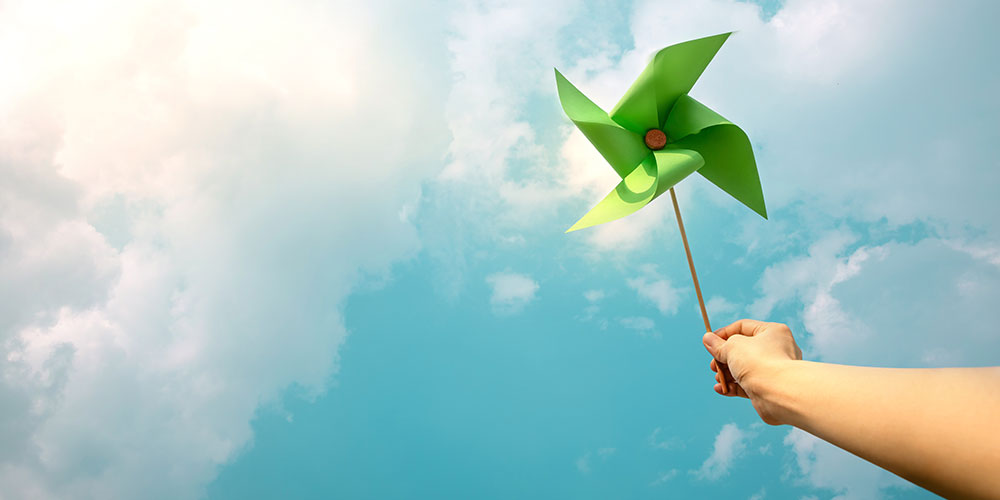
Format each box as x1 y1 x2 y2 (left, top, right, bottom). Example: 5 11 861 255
766 361 1000 500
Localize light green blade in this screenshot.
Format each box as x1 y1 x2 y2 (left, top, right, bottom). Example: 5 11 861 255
666 95 767 219
555 69 650 178
566 149 704 232
609 32 731 134
652 148 706 198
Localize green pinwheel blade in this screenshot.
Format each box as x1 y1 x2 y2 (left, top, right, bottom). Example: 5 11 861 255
555 69 650 178
609 32 731 134
566 149 704 232
666 95 767 219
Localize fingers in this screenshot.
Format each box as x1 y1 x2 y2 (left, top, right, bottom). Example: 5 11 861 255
714 367 736 385
713 383 748 398
713 369 745 398
702 332 728 364
705 329 751 399
710 359 733 382
714 318 768 340
711 357 745 397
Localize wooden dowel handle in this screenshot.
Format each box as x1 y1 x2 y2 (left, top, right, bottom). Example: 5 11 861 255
669 187 728 394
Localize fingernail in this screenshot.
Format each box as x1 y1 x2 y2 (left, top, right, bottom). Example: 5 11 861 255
702 332 721 350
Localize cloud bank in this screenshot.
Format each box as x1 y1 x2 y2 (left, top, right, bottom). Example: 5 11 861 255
0 0 447 497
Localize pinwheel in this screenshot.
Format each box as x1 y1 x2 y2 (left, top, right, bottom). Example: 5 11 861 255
555 32 765 393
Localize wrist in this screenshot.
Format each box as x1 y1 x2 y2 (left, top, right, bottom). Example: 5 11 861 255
751 359 805 426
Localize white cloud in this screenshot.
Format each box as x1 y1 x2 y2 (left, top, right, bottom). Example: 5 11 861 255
785 429 912 500
647 427 684 451
649 468 679 486
486 272 540 315
628 269 684 316
618 316 660 339
753 234 1000 367
578 289 608 328
619 316 655 331
948 240 1000 269
705 295 740 325
575 452 591 474
439 0 579 217
694 423 748 480
575 446 615 475
748 229 861 319
0 0 448 498
748 488 767 500
583 289 605 303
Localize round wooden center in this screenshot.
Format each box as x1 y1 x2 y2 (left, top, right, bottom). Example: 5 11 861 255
644 129 667 150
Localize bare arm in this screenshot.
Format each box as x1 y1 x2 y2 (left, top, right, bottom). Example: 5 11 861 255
703 319 1000 500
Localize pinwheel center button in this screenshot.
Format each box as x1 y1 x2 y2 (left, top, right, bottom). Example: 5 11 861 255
644 129 668 150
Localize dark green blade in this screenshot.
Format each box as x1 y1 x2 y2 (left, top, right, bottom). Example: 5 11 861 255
555 69 650 178
666 94 767 219
609 32 731 134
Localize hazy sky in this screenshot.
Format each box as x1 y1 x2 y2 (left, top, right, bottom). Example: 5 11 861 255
1 0 998 498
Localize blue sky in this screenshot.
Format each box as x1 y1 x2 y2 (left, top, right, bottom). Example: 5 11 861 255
1 0 998 499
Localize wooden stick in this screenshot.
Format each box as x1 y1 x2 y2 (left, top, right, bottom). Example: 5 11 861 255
669 187 728 394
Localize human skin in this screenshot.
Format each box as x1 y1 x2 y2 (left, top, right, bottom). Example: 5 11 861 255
702 319 1000 500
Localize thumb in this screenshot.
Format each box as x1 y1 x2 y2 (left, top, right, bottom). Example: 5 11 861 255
702 332 728 364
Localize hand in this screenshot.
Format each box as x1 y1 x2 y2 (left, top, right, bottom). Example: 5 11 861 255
702 319 802 425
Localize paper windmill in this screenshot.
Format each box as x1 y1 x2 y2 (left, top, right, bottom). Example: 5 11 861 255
555 32 766 232
556 33 767 394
